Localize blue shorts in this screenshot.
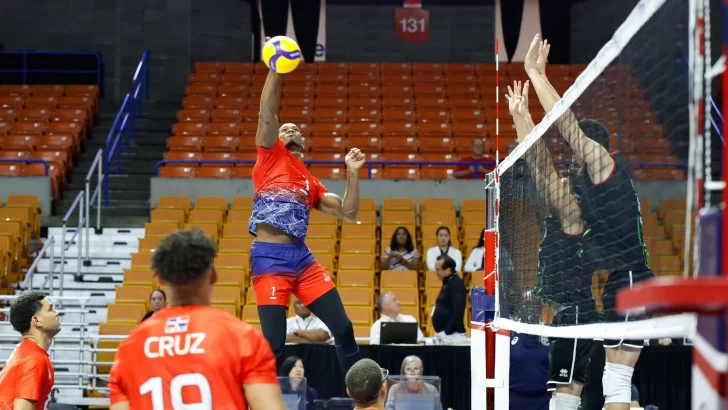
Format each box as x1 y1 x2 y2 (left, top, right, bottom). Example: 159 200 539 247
250 241 334 307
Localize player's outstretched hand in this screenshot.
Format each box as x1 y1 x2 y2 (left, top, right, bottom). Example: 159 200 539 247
525 34 550 76
345 148 366 170
505 80 529 117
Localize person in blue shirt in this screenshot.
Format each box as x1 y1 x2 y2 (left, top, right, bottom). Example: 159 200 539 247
510 331 550 410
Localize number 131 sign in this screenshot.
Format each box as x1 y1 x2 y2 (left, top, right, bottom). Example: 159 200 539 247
395 7 430 43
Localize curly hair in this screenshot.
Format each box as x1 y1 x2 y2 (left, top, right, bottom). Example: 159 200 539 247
346 359 384 403
152 228 217 285
9 291 46 334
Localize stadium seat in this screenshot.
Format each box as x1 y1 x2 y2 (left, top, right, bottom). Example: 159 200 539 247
337 270 375 288
122 268 155 287
107 304 146 324
115 285 152 307
157 196 191 217
339 254 376 271
151 209 185 229
344 305 373 326
338 288 373 306
381 270 417 289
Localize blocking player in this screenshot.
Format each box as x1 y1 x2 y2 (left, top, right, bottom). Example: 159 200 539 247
108 229 287 410
0 291 59 410
250 61 363 371
506 80 596 410
524 34 652 410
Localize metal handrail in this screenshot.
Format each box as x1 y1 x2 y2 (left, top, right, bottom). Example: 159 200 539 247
0 51 104 98
59 191 85 299
154 159 689 179
84 149 103 266
20 236 55 291
103 49 151 206
0 158 49 175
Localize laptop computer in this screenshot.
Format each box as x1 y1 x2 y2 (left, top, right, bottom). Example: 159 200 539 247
380 322 418 344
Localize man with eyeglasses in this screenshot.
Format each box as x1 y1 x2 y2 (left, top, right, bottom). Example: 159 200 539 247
345 359 389 410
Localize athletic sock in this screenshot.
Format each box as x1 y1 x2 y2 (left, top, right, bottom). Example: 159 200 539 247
549 392 581 410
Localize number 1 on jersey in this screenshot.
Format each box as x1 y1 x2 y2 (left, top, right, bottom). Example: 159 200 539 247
140 373 212 410
269 286 277 300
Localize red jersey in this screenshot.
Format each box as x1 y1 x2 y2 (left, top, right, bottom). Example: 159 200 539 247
455 155 496 179
0 339 54 410
249 139 328 241
108 306 278 410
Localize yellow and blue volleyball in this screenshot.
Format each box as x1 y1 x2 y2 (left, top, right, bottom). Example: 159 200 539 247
262 36 302 74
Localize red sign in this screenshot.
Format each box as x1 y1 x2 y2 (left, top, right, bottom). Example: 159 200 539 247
395 7 430 43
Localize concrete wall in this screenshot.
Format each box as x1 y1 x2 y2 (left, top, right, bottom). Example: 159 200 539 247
0 0 253 103
0 178 53 223
150 178 686 212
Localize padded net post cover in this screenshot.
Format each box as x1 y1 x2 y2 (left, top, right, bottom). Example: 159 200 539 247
493 0 696 340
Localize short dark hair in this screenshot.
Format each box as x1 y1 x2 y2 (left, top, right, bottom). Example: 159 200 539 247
346 359 383 403
152 228 217 285
9 291 46 334
279 355 303 377
578 119 610 150
389 226 415 253
436 254 456 272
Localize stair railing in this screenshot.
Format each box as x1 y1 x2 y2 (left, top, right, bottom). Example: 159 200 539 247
84 149 103 266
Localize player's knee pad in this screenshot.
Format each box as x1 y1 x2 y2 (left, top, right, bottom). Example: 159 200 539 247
549 392 581 410
602 362 634 404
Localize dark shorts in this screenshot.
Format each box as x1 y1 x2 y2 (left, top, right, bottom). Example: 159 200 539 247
548 305 596 389
251 241 335 307
601 269 654 348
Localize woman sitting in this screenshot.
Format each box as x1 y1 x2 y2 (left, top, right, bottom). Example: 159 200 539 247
141 289 166 322
464 228 486 273
425 227 462 272
382 226 420 271
385 355 451 410
279 356 319 410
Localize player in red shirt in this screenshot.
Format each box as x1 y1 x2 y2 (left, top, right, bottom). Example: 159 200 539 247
0 291 60 410
250 54 364 372
108 229 287 410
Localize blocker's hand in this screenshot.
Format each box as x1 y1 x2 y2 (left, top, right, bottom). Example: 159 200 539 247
525 33 550 76
345 148 366 170
505 80 530 118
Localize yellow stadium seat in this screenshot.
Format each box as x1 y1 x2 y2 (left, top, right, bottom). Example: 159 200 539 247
317 254 334 272
381 270 417 288
211 286 241 313
353 325 370 340
338 254 376 271
212 304 238 317
338 287 373 306
341 224 375 239
242 305 261 325
215 253 249 272
461 199 486 212
381 211 415 226
216 268 246 291
99 321 137 336
107 304 146 324
396 288 420 307
195 196 229 212
138 236 161 252
151 209 186 229
95 340 121 374
359 198 376 211
186 222 219 243
307 224 338 240
339 239 376 255
223 223 250 238
337 270 375 288
462 210 485 227
231 196 254 210
144 222 178 238
400 305 420 321
310 209 339 225
218 237 252 254
158 196 191 216
344 305 373 326
246 289 257 305
307 238 337 255
122 268 155 287
420 198 454 213
115 285 152 307
227 209 251 224
421 211 456 225
382 198 414 212
131 251 153 269
189 209 224 231
342 209 377 226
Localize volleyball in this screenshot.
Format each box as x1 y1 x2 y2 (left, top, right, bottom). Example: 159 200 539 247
262 36 302 74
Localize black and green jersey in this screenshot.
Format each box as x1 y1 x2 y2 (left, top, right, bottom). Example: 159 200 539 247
535 215 593 307
573 151 650 272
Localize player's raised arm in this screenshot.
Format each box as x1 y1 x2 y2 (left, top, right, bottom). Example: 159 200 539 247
507 80 582 235
524 34 614 185
257 38 283 149
317 148 366 221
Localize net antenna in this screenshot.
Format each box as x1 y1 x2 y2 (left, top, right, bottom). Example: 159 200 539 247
493 0 698 342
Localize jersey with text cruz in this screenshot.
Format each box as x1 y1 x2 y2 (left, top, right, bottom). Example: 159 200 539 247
108 306 278 410
573 151 649 272
0 339 54 410
535 215 592 307
249 139 328 241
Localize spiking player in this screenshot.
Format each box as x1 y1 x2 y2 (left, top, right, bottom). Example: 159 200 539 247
506 80 597 410
249 59 363 371
108 229 287 410
524 34 652 410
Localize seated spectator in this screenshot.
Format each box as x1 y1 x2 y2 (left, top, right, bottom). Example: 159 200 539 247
382 226 420 271
425 226 462 272
279 356 319 410
431 255 467 344
509 331 549 410
453 137 495 179
141 289 166 322
370 292 424 345
385 355 451 410
464 228 486 273
286 297 331 343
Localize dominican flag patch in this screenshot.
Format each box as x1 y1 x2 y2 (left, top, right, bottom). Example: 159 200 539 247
164 316 190 334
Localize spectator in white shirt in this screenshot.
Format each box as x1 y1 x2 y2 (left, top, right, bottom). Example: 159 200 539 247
286 297 331 343
426 226 462 272
370 292 424 345
464 228 486 273
382 226 420 271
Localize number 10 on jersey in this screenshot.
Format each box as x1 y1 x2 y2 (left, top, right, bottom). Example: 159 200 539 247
395 8 430 43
